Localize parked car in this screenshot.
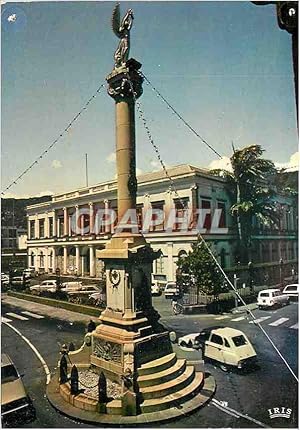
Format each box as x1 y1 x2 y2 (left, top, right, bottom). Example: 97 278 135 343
151 283 161 296
178 326 257 372
164 282 180 298
88 290 106 307
66 285 100 304
10 275 30 288
282 284 299 300
257 288 289 309
1 273 9 286
30 280 58 294
1 354 35 424
23 268 36 278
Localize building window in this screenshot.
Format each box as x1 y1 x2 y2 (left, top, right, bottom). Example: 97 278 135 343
31 252 35 266
217 202 226 228
58 217 64 237
30 221 35 239
173 198 189 231
155 255 164 274
39 219 45 238
151 201 164 231
40 252 44 267
136 205 143 231
49 218 53 237
201 199 211 230
49 252 53 268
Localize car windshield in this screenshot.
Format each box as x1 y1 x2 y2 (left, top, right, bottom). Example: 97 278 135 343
232 335 248 347
1 364 19 383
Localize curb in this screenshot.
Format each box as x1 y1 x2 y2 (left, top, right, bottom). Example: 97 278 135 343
46 372 216 425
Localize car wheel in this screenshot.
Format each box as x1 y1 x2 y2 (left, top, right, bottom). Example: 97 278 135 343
220 363 229 372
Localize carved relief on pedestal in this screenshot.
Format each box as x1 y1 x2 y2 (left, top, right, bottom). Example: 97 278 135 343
93 339 122 363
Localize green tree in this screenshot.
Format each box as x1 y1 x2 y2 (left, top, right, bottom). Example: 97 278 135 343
176 239 225 302
211 145 278 263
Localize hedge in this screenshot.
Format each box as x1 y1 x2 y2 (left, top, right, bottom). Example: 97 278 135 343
7 291 102 318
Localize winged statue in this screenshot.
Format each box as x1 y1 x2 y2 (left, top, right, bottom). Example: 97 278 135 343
111 3 134 68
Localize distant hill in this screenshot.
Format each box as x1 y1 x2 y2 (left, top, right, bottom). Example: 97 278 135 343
1 196 52 230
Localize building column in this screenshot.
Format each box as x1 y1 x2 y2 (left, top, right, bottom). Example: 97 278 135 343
167 242 174 281
165 187 173 222
75 246 81 275
44 247 49 273
63 207 68 236
75 205 80 235
81 256 85 276
53 210 57 237
27 216 30 240
104 200 111 234
190 185 198 228
35 214 39 239
28 252 31 268
89 245 95 277
51 248 56 272
57 217 60 238
89 202 94 235
63 246 68 274
45 213 50 238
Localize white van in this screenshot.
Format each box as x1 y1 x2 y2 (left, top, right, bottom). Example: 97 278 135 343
282 284 299 299
257 288 289 309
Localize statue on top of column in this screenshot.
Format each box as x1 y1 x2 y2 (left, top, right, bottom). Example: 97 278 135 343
111 4 134 69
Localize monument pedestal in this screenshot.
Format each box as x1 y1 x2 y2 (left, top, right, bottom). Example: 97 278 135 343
92 234 172 390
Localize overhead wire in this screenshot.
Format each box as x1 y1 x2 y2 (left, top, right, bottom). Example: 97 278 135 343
126 72 298 383
1 83 106 196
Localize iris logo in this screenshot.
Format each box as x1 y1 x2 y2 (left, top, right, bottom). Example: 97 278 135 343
268 407 292 419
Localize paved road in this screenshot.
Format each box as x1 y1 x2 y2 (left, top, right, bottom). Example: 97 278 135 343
1 295 298 428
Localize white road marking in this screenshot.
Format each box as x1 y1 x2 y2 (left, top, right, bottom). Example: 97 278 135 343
212 399 268 428
269 317 289 327
231 316 245 322
6 312 29 321
2 321 51 384
249 316 271 324
1 317 12 323
290 323 298 329
21 311 44 319
215 315 230 320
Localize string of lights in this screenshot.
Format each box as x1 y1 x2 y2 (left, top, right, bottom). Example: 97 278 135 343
127 72 298 383
1 83 106 196
140 72 222 159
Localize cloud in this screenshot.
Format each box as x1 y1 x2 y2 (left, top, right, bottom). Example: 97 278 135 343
275 152 299 172
7 13 17 22
208 156 233 172
51 159 62 169
2 190 54 199
106 152 116 163
150 159 161 172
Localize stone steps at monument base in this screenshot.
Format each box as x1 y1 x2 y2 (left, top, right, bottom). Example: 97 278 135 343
137 359 186 388
137 353 177 376
105 371 204 415
139 365 195 400
140 371 204 413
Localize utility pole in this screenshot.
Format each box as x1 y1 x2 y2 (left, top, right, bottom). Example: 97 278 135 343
234 273 240 308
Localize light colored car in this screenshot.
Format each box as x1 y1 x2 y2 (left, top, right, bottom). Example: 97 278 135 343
257 288 289 309
282 284 299 299
1 274 9 286
179 327 257 372
151 283 161 296
164 282 180 298
1 354 35 422
30 280 58 294
23 268 36 278
11 275 30 287
60 281 83 292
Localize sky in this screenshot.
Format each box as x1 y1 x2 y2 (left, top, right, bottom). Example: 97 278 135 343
1 0 298 198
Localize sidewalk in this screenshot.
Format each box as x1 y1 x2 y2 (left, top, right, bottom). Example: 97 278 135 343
1 294 100 324
231 302 258 314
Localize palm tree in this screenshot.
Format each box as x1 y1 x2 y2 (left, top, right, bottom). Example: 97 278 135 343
210 145 278 263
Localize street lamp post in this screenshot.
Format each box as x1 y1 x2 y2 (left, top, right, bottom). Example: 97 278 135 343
248 261 254 294
279 257 284 287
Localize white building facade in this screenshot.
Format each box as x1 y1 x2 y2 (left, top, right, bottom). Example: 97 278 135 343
26 165 236 281
26 164 297 282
